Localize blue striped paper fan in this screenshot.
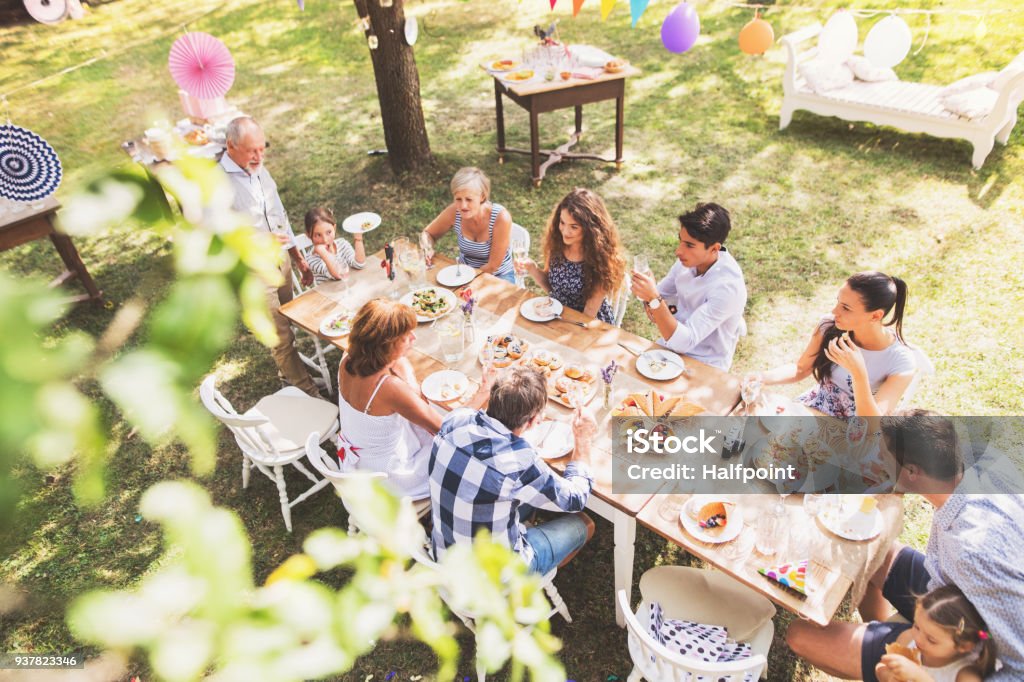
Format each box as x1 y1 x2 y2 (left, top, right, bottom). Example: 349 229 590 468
0 124 63 202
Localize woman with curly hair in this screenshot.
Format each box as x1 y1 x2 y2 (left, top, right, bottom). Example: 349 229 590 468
514 188 626 324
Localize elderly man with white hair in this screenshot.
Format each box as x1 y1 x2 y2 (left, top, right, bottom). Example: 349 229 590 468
219 116 318 396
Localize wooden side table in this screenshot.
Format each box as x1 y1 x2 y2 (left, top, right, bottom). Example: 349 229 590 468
489 65 641 186
0 197 102 303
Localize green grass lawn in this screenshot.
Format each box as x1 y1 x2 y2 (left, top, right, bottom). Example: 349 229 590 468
1 0 1022 678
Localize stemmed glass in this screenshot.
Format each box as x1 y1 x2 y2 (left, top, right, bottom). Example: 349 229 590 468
419 232 435 269
512 239 529 288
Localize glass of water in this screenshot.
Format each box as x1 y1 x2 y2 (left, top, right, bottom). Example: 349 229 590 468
512 239 528 288
433 315 465 366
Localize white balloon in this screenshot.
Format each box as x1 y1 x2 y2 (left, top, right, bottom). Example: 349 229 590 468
818 10 858 65
864 15 912 69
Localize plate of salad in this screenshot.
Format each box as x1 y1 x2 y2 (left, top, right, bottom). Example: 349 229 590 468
400 286 456 322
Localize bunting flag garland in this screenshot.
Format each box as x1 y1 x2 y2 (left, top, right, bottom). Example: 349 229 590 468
573 0 585 17
630 0 649 26
0 124 62 202
600 0 615 20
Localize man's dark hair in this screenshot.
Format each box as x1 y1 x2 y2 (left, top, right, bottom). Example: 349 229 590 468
881 409 962 482
486 367 547 432
678 202 731 248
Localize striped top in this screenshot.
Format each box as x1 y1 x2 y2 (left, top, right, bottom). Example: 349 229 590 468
453 202 514 278
306 237 364 286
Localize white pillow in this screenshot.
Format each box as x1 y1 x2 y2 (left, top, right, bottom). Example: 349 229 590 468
990 52 1024 92
942 88 998 120
799 59 855 93
940 72 998 98
847 55 898 83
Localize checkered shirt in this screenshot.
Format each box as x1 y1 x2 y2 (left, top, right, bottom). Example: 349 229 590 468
429 408 593 567
925 465 1024 681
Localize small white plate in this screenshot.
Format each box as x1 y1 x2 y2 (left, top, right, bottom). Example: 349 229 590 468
819 497 883 541
636 350 685 381
487 59 522 73
341 212 381 234
422 370 469 403
523 420 574 460
319 310 354 337
679 496 744 544
399 287 457 323
520 296 564 322
436 264 476 288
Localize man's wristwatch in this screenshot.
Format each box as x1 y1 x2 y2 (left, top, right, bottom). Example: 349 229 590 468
645 296 665 310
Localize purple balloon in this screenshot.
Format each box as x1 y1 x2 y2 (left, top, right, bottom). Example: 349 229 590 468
661 2 700 54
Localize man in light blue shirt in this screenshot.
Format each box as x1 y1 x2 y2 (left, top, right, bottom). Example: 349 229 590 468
787 411 1024 681
629 202 747 371
219 117 317 395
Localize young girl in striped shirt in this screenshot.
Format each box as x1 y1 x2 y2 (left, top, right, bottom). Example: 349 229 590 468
304 207 366 286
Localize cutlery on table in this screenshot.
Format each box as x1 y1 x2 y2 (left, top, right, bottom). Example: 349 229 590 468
552 313 588 328
617 342 642 356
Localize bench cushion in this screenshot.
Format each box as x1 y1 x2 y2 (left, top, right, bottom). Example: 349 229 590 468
796 77 962 120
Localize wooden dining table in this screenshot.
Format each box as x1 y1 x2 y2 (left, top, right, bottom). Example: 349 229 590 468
279 250 901 628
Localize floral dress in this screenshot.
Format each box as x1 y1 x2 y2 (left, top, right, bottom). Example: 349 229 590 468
548 257 614 325
797 378 857 418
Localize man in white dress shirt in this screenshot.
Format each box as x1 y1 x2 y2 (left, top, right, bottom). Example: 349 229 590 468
219 116 318 396
630 202 747 371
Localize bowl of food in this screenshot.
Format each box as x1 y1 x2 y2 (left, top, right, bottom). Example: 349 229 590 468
604 59 628 74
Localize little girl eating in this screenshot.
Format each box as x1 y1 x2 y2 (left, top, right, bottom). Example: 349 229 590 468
877 584 997 682
304 207 366 286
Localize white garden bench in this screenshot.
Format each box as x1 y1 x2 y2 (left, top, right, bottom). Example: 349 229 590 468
779 23 1024 169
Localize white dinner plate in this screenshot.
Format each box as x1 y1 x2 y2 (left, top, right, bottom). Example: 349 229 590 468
679 495 744 544
421 370 470 403
818 497 883 541
341 211 381 234
436 264 476 288
399 287 457 323
519 296 564 322
636 350 685 381
319 309 354 337
523 420 574 460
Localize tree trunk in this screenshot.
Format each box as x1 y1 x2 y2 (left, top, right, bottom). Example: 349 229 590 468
352 0 433 174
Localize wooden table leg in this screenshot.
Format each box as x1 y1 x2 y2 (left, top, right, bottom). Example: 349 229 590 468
615 94 625 169
574 104 583 139
530 101 541 187
494 80 507 164
49 228 102 302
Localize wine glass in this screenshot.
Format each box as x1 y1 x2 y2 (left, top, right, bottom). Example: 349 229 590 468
336 257 350 294
419 232 435 269
397 243 425 292
512 239 528 288
741 375 763 410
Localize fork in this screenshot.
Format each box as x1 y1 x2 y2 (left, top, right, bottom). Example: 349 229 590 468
552 313 588 328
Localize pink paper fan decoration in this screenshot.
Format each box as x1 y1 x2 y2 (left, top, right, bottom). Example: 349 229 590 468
168 32 235 100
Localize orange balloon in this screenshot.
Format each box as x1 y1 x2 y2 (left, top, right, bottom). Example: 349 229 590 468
738 14 774 55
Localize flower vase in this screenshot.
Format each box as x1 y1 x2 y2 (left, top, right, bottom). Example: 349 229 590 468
463 312 476 345
603 381 614 410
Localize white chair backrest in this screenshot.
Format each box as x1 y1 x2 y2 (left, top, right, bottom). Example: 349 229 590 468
304 432 385 483
611 273 631 327
617 590 768 682
510 222 530 254
896 345 935 411
294 233 314 257
199 375 286 463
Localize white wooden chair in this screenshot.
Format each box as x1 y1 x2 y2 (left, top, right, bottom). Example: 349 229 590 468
289 233 339 394
199 375 339 532
780 23 1024 169
611 273 632 327
619 566 776 682
410 538 572 681
895 345 936 411
304 432 431 534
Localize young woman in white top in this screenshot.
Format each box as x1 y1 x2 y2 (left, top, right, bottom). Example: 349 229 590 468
751 271 916 417
337 298 492 499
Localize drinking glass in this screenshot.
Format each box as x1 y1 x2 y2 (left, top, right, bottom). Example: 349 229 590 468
512 239 528 288
633 254 652 300
755 509 781 557
336 257 350 293
658 494 684 522
803 493 825 518
741 375 763 408
419 232 435 269
433 315 465 365
398 244 426 291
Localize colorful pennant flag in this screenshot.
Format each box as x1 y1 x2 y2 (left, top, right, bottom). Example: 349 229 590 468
600 0 615 20
573 0 584 17
629 0 649 26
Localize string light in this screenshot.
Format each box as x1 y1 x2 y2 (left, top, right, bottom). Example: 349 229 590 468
726 2 1016 17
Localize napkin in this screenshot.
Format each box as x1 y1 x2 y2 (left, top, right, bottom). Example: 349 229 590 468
648 602 754 669
759 559 807 596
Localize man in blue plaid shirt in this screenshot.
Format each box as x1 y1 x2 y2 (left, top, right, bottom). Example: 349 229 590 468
429 366 596 574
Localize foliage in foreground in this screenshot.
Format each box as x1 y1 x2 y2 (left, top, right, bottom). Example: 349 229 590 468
1 156 564 680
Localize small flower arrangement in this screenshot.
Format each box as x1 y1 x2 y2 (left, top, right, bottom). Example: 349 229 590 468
459 288 476 316
601 360 618 409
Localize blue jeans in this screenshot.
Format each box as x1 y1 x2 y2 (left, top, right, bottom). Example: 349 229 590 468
496 269 517 284
861 546 930 682
525 514 589 575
